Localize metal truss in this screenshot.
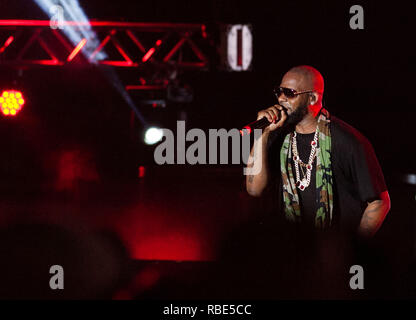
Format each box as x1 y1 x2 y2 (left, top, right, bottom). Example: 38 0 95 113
0 20 211 90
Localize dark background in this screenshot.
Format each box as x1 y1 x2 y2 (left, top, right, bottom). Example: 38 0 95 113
2 0 413 173
0 0 415 299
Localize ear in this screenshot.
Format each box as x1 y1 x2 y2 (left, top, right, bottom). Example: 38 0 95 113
309 92 319 105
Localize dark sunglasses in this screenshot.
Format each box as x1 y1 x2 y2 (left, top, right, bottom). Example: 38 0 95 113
273 87 315 99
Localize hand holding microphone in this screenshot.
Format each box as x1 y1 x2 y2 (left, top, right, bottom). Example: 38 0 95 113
258 104 288 132
241 104 288 135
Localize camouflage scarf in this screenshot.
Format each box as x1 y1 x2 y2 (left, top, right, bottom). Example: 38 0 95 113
279 108 333 228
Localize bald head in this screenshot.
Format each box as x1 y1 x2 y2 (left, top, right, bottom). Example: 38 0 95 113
277 66 325 123
286 65 324 94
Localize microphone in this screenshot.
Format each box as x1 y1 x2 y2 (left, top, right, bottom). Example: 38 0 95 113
240 105 287 136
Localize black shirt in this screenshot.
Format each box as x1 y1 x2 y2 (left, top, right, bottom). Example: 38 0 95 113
265 116 387 232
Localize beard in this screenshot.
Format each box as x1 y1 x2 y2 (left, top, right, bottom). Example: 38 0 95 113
286 100 308 126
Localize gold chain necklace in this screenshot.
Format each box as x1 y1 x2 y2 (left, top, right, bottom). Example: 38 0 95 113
291 128 318 191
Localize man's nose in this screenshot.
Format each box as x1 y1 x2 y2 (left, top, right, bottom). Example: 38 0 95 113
278 94 287 105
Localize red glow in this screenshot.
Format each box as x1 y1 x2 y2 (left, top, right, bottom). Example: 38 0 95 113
240 126 252 136
134 267 160 289
23 60 62 66
0 36 14 54
133 233 202 261
201 25 207 38
163 38 186 62
67 38 87 61
142 47 155 62
0 20 203 30
138 166 146 178
0 21 208 68
4 36 13 46
0 90 25 116
125 85 166 91
89 33 111 61
98 61 136 67
141 40 162 62
126 30 146 53
55 149 99 191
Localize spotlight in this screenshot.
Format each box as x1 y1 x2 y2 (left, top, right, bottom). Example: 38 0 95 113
0 90 25 116
144 127 163 145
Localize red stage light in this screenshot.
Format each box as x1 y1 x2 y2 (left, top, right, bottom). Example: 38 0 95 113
138 166 146 178
141 39 162 62
0 35 14 54
142 47 156 62
0 90 25 116
67 38 87 62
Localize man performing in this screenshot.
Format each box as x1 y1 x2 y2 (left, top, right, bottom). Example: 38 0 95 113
246 65 390 238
